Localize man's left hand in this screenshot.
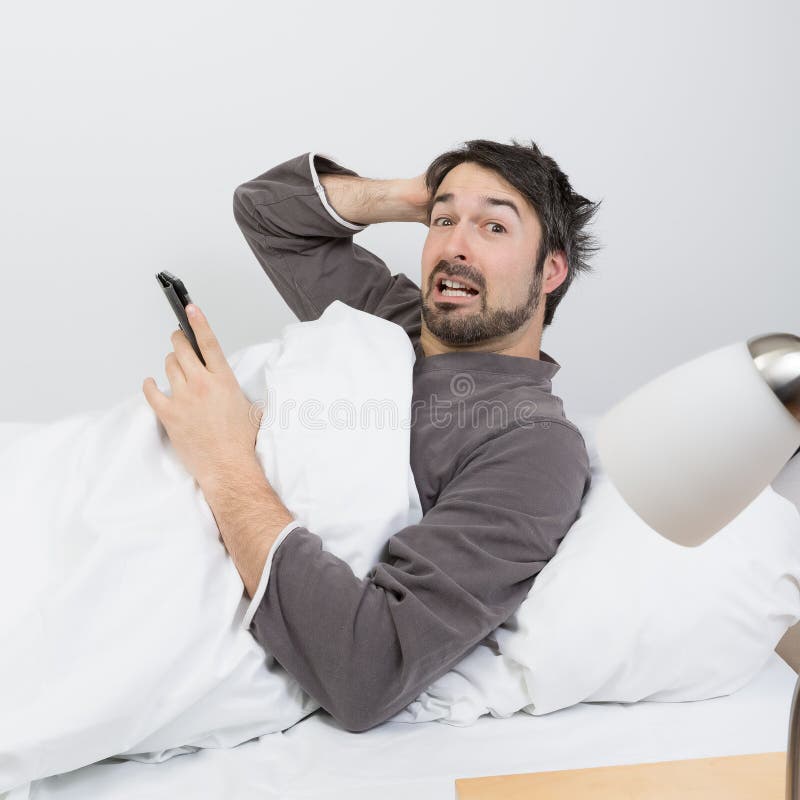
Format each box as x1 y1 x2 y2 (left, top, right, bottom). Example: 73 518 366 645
142 304 263 492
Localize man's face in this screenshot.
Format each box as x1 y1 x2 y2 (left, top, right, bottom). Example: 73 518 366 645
420 162 546 348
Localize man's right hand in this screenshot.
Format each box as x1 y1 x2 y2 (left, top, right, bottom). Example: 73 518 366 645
403 173 431 227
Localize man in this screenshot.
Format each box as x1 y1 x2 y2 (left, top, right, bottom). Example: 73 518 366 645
143 139 599 732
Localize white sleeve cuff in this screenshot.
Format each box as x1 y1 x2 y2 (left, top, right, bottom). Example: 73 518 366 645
241 519 303 630
308 151 369 232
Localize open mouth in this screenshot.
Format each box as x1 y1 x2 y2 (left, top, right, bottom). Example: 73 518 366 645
433 276 481 304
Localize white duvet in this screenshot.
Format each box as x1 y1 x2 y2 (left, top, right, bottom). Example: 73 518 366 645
0 300 423 792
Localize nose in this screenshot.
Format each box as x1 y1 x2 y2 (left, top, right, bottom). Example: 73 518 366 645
442 220 474 264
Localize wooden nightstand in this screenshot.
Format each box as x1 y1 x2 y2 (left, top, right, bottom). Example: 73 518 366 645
455 751 785 798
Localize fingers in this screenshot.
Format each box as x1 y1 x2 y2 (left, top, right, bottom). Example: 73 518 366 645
164 350 187 389
170 328 203 379
185 304 227 373
142 376 169 416
145 304 225 419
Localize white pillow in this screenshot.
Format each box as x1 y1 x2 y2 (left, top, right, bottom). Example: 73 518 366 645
506 411 800 713
391 412 800 724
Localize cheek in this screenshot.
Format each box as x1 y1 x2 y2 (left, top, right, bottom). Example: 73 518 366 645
421 232 434 260
487 263 526 303
420 237 436 285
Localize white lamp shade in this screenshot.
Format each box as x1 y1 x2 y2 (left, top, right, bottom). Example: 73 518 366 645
596 340 800 547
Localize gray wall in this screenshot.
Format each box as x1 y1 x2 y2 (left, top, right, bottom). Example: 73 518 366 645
1 0 797 422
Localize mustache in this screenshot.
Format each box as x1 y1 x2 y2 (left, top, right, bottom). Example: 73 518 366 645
431 261 483 291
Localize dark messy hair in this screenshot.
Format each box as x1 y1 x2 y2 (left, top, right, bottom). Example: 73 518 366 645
424 138 602 328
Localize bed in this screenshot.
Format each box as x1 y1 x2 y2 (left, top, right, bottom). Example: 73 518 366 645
10 652 795 799
2 416 798 799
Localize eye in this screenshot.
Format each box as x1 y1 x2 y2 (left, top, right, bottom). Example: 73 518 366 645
432 217 507 234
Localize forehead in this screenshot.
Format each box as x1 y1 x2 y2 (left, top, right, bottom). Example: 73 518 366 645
434 162 537 225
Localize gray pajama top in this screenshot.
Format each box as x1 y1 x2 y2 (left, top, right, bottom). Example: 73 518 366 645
232 151 592 732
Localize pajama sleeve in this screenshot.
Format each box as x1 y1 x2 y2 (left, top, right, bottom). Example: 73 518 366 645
232 151 421 326
248 420 590 732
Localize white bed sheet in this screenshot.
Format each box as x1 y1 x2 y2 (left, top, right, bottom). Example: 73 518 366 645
15 651 794 800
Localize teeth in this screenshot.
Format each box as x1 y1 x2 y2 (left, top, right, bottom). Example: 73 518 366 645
443 279 469 290
442 289 471 297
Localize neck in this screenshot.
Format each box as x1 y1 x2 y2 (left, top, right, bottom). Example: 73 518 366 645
419 322 542 361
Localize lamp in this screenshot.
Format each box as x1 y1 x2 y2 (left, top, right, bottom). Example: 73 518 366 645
596 333 800 799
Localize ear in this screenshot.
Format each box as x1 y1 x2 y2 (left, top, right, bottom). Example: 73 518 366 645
543 251 568 293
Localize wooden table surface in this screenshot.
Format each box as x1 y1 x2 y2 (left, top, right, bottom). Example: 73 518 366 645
455 751 786 799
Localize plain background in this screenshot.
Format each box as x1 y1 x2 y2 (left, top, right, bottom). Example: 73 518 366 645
0 0 797 422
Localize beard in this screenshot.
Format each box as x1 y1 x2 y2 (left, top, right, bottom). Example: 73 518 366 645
421 260 544 347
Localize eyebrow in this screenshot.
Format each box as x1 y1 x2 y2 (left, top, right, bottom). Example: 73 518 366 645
430 191 522 221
